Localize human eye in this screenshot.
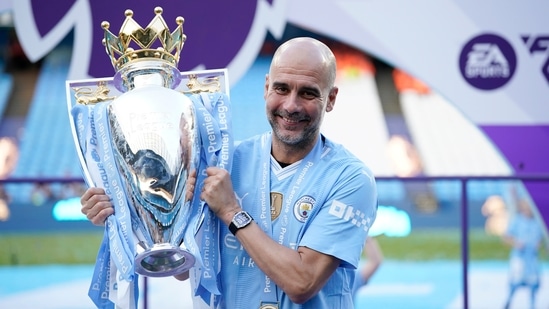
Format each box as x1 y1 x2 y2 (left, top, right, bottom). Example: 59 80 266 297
273 84 289 94
300 88 320 100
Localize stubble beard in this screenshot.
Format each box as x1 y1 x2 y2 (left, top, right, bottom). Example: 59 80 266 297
268 113 318 150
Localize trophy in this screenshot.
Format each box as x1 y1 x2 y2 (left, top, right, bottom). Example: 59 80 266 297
66 7 229 278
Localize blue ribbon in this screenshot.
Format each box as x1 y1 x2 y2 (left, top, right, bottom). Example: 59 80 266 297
72 103 137 308
71 90 233 308
189 92 234 306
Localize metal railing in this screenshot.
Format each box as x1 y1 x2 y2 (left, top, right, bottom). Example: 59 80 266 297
375 175 549 309
2 174 548 309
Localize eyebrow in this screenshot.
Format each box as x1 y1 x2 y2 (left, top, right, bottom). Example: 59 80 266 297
272 81 321 97
272 81 288 89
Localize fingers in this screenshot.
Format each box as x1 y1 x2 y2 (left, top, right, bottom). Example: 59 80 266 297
202 167 229 190
174 270 190 281
189 168 197 179
88 202 115 226
185 183 196 202
199 185 207 201
81 187 113 226
200 167 237 217
185 169 198 202
80 187 105 205
205 166 225 176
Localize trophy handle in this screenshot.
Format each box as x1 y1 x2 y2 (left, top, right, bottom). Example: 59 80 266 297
66 77 120 187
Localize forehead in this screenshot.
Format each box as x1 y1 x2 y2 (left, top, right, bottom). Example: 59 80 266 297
270 65 324 88
269 40 334 89
269 54 329 91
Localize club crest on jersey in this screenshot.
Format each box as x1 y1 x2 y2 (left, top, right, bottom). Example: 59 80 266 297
294 195 315 222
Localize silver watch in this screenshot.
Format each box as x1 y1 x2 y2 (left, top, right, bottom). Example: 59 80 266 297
229 211 253 235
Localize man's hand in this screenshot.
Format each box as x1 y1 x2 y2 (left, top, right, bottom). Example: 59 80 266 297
200 167 241 225
185 169 197 202
174 270 190 281
80 187 113 226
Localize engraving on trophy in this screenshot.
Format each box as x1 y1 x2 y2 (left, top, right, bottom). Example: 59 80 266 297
183 74 221 93
73 81 116 105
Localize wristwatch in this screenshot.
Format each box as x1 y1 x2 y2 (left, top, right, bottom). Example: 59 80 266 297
229 210 253 235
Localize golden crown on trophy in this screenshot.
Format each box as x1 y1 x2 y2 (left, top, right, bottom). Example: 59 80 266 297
101 7 186 71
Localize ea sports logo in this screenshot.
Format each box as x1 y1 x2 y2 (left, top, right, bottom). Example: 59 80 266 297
459 33 517 90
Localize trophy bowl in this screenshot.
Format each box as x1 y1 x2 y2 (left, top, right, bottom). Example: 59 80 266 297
105 65 200 277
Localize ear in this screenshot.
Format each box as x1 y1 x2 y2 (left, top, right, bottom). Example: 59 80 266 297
263 74 270 100
325 86 338 112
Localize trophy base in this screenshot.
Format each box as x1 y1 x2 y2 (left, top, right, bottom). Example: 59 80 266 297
135 243 196 277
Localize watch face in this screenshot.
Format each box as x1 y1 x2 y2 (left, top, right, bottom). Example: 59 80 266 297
234 211 252 227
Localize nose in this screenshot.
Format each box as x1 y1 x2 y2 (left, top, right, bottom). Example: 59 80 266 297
281 92 302 113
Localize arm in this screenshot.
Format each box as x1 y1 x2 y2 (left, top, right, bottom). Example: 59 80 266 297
501 218 524 250
201 167 372 304
232 219 339 304
360 237 383 283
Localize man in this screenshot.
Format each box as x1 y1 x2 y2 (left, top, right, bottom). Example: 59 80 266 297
503 197 543 309
82 37 378 308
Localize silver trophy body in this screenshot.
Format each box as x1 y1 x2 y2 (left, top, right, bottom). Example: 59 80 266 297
67 65 228 278
67 59 207 277
107 63 199 276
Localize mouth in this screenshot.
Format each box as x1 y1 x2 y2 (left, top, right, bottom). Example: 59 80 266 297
281 116 301 125
278 117 306 131
276 111 309 128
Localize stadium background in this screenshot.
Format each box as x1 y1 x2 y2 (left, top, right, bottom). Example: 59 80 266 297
0 1 548 308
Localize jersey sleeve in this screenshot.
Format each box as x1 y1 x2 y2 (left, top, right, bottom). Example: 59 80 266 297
299 164 377 269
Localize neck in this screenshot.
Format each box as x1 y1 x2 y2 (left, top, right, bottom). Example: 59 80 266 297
271 134 319 164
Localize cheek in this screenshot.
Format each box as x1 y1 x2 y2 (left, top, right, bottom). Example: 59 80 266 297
306 105 324 120
265 91 284 107
265 96 277 113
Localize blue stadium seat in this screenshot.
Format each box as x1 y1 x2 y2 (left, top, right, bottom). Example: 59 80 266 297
7 47 81 202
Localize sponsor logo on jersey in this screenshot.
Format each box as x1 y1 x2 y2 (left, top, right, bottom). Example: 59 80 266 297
328 199 372 231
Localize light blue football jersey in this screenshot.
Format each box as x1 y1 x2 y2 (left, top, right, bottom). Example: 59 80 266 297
218 132 377 309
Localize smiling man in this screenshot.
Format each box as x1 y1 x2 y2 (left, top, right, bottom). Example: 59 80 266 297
82 37 378 309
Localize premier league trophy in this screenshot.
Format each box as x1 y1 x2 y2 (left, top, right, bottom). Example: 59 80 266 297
66 6 230 284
